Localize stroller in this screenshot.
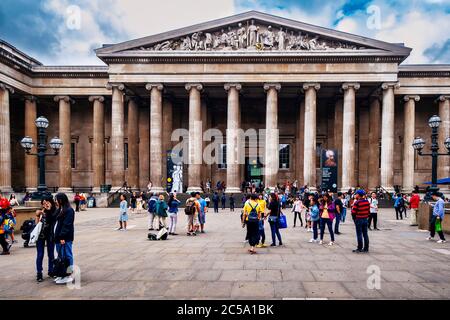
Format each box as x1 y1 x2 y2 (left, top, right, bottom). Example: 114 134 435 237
20 219 36 247
148 227 168 241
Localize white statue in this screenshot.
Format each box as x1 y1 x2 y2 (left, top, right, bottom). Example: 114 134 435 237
247 20 259 47
237 22 247 49
263 25 275 49
204 33 213 50
171 164 183 193
277 27 286 50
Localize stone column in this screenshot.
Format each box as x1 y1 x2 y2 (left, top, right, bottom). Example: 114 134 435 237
162 98 173 188
0 83 13 192
341 83 360 191
264 83 281 191
108 83 125 191
185 83 203 193
24 96 38 191
146 83 164 193
402 95 420 193
438 95 450 183
225 83 242 193
380 83 399 193
296 101 305 184
90 96 105 193
127 97 139 190
54 95 73 192
368 98 381 190
334 99 343 189
303 83 320 190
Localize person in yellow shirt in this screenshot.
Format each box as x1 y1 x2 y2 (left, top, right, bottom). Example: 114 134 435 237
256 194 267 248
242 194 263 254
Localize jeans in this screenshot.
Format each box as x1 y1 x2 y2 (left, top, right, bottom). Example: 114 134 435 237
214 203 219 213
312 220 319 240
148 212 155 229
269 218 282 245
368 212 378 229
395 207 403 220
355 218 369 251
319 218 335 242
259 220 265 244
230 203 235 211
55 241 74 274
430 215 446 241
341 207 347 222
334 213 341 233
158 216 167 229
36 237 55 274
168 213 177 233
293 211 303 227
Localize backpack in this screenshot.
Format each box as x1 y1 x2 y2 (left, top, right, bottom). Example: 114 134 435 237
184 199 196 215
398 197 405 207
148 198 157 213
247 203 259 222
3 216 15 234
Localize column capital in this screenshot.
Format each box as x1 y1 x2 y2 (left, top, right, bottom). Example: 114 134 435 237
88 95 105 103
342 82 360 91
437 95 450 102
185 83 203 91
264 83 281 91
54 95 75 104
24 95 38 103
403 95 420 102
0 82 14 94
145 83 164 91
302 82 320 91
106 82 125 91
224 83 242 91
381 82 400 90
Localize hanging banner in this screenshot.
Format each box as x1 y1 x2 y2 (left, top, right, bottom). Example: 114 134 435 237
166 149 183 193
321 149 338 193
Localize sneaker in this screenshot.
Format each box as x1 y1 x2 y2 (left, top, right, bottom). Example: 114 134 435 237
328 241 334 246
56 276 73 285
352 249 362 253
172 233 178 236
149 228 154 231
279 242 283 246
270 243 276 247
187 232 192 236
368 227 373 231
335 231 341 235
192 232 197 236
116 228 122 231
0 251 10 255
256 244 263 248
261 244 268 248
319 240 323 245
54 277 62 282
36 273 43 282
437 240 446 244
374 228 380 231
308 238 315 243
426 236 434 241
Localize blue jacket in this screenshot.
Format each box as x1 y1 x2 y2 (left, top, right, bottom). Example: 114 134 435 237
433 198 445 220
54 207 75 242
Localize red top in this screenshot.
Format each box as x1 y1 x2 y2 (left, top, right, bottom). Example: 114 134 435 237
351 199 370 219
409 194 420 209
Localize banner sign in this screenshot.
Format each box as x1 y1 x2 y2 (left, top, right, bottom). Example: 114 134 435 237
321 149 338 193
166 149 183 193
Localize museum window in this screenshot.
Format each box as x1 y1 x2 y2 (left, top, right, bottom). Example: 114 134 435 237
279 144 290 169
124 142 129 169
71 142 76 169
218 144 227 169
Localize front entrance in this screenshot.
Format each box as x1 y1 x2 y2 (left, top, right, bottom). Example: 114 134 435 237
245 157 263 186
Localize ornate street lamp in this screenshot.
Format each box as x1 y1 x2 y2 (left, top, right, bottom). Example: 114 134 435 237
412 115 450 193
21 116 62 199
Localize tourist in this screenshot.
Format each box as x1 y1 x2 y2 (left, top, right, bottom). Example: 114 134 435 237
292 196 303 227
197 193 207 233
136 193 144 213
308 198 320 243
185 192 200 236
229 194 235 211
334 192 344 234
241 194 263 254
267 193 283 246
212 192 219 213
205 195 211 208
130 192 137 214
242 194 251 243
147 193 158 230
79 193 87 211
427 191 446 243
0 198 12 255
117 194 128 231
167 193 180 235
341 192 348 223
73 193 81 212
351 189 370 253
303 193 312 231
155 194 168 230
8 194 19 207
409 190 420 226
368 192 379 230
35 195 57 282
147 180 153 192
393 193 404 220
318 193 336 246
256 194 267 248
221 193 226 210
53 193 75 284
23 192 32 203
205 180 211 193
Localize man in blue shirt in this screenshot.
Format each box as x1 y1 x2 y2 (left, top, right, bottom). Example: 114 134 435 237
197 193 208 233
427 192 446 243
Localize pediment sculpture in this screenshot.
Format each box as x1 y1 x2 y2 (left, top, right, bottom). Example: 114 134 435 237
138 20 365 52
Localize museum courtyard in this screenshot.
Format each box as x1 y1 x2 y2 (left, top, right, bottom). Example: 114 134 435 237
1 207 449 300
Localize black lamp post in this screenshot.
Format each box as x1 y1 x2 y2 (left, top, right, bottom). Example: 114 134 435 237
21 116 63 199
412 115 450 193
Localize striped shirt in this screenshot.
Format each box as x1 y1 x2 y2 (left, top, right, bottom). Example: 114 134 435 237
351 199 370 219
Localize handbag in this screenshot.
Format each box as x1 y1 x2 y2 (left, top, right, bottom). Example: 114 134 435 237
435 219 442 233
53 244 71 278
278 214 287 229
28 221 42 245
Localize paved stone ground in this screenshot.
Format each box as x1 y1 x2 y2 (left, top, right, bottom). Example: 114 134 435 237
0 207 449 300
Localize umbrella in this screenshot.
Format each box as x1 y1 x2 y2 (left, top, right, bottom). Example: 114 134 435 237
423 177 450 185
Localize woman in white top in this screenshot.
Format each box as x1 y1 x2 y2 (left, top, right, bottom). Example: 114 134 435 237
292 196 304 227
9 194 19 207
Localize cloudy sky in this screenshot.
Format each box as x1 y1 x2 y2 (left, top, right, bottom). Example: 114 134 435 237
0 0 449 65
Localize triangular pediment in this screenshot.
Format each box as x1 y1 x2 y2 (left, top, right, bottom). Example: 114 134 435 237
96 11 410 57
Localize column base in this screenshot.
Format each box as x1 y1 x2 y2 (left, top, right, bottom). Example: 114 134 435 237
92 187 102 193
225 187 241 194
148 187 165 194
0 186 13 193
58 187 73 193
401 187 414 194
186 187 203 194
381 186 395 194
110 186 124 193
26 187 38 193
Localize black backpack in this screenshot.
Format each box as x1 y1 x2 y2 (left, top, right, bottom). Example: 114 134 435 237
184 200 196 215
247 203 259 222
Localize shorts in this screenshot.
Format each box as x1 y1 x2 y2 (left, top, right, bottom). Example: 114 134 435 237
198 211 206 224
187 213 199 226
119 213 129 222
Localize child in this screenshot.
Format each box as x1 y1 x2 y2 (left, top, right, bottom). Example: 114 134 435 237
308 198 320 243
117 194 128 231
0 198 13 255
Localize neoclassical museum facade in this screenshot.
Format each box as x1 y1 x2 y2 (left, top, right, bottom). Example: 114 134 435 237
0 11 449 195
